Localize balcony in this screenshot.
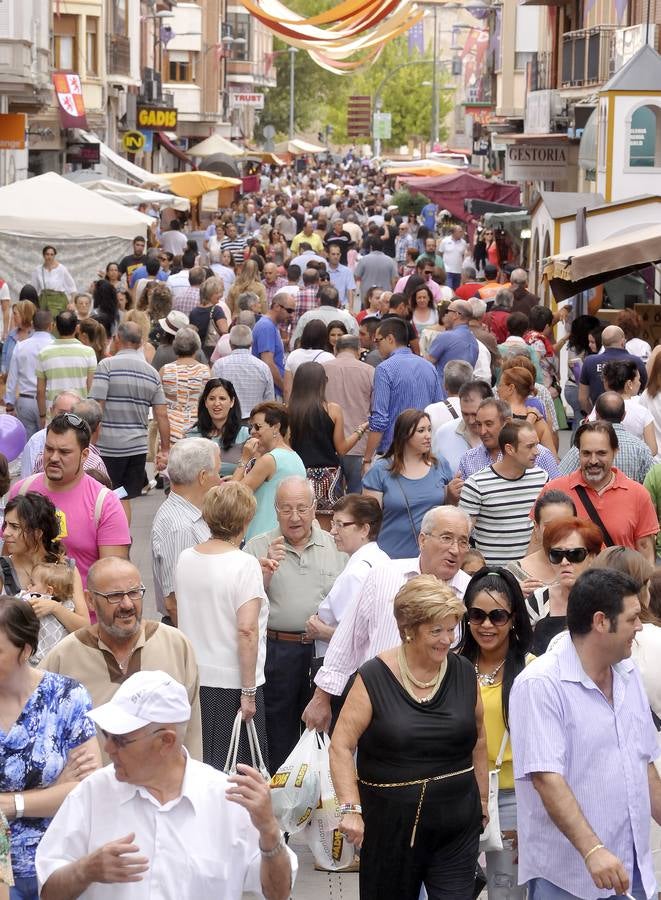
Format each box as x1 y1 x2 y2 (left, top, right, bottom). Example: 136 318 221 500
527 51 554 92
106 34 131 76
561 26 616 88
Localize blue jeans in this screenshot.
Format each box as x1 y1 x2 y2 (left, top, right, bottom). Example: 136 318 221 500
563 382 582 436
10 876 39 900
446 272 461 290
485 789 526 900
528 864 646 900
341 454 363 495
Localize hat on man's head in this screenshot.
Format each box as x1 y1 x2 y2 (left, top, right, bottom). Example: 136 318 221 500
89 670 191 735
159 310 189 336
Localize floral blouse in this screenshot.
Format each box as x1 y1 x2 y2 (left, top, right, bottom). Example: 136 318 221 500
0 672 95 878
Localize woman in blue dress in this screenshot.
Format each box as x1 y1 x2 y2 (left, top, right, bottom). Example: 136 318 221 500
363 409 461 559
0 598 100 900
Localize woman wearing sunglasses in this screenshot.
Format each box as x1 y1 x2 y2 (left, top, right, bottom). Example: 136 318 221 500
459 567 533 900
525 517 602 654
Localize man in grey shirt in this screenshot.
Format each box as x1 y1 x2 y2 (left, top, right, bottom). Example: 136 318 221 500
151 438 221 624
245 476 346 771
353 235 398 305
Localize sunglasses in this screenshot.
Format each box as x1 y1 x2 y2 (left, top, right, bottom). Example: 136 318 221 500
548 547 589 564
467 607 512 626
59 412 87 430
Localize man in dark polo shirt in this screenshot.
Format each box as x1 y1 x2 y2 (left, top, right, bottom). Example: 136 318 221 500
579 325 647 411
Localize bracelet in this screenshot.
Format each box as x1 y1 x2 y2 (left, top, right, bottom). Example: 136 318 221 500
583 843 604 863
241 687 257 696
259 834 287 858
14 793 24 819
362 457 373 464
338 803 362 816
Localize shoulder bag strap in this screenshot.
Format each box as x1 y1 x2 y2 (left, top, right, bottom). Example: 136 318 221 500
444 399 459 419
495 730 509 769
18 474 40 496
93 487 110 528
396 477 419 544
574 485 615 546
0 557 21 596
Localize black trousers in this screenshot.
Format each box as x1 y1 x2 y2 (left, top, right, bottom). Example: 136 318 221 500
264 637 314 773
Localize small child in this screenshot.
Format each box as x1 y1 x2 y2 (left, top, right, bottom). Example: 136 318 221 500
462 548 486 577
24 562 75 664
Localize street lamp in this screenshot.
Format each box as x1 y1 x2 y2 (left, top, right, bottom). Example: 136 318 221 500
288 46 298 140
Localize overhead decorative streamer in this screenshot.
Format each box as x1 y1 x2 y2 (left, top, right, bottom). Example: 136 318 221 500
237 0 424 73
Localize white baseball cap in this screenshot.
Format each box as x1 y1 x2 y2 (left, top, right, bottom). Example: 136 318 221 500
89 670 191 735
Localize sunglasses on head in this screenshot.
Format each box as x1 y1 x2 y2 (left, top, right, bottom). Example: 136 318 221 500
467 607 512 626
548 547 589 564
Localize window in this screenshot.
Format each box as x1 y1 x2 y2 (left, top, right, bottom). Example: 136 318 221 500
86 17 98 76
628 104 661 168
167 51 195 83
111 0 127 35
226 12 251 61
53 14 77 71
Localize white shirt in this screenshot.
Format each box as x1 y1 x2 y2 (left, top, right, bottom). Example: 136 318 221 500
176 548 269 689
31 263 76 295
160 230 189 256
4 330 54 404
21 429 46 477
425 396 461 433
626 337 651 362
474 339 492 381
316 541 390 656
314 557 470 695
588 395 653 441
36 755 297 899
210 264 236 296
284 347 334 374
165 269 192 303
439 236 468 274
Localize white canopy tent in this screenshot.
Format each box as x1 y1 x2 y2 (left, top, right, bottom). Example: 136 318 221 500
0 172 152 297
187 134 246 158
64 171 190 211
76 130 159 186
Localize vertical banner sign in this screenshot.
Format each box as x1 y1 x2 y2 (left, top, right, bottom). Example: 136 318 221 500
52 73 88 129
347 95 371 138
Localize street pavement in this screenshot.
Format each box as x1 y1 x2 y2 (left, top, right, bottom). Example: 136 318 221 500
131 483 359 900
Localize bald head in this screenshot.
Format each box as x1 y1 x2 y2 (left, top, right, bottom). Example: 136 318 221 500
601 325 625 349
595 391 625 424
87 557 139 593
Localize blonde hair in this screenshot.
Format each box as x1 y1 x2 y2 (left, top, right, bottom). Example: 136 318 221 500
202 482 256 540
124 309 150 342
394 574 466 638
30 562 73 603
15 300 35 328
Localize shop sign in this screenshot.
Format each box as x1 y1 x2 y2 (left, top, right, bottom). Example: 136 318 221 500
137 106 178 130
0 113 26 150
229 92 264 109
505 142 568 182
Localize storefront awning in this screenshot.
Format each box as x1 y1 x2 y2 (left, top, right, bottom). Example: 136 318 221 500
76 130 159 186
543 223 661 300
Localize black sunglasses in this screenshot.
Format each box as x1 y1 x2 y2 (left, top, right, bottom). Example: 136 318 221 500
548 547 589 564
468 607 512 626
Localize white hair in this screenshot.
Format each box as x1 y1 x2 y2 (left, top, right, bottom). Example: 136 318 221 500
275 476 315 503
420 505 471 535
167 438 219 485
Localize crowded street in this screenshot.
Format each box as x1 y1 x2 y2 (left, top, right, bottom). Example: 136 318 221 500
2 0 661 897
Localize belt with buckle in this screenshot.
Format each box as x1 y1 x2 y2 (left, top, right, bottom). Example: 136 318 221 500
18 393 36 399
267 628 313 644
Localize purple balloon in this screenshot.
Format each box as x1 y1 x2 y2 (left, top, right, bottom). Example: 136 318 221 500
0 414 27 461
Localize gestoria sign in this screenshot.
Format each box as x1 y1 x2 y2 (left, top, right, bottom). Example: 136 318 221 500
505 142 568 182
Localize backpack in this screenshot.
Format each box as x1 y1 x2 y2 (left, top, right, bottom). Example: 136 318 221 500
18 475 110 527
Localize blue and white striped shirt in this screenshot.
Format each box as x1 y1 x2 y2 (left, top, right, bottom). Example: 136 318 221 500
458 443 560 480
369 347 442 452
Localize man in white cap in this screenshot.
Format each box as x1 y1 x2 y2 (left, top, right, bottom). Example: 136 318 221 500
36 670 296 900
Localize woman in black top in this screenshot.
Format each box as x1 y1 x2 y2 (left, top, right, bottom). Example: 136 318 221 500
330 575 488 900
288 362 367 525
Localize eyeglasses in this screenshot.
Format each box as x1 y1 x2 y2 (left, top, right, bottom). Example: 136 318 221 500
277 303 296 314
89 585 146 605
468 607 512 626
276 503 315 516
99 727 167 749
331 519 356 530
548 547 589 565
249 422 266 432
422 532 470 551
374 336 385 344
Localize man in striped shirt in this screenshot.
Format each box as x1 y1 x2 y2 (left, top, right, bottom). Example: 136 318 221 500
36 310 96 429
459 420 548 565
510 568 661 899
302 505 471 732
219 223 247 267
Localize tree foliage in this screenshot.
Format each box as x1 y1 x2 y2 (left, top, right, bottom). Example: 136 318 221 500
258 9 453 150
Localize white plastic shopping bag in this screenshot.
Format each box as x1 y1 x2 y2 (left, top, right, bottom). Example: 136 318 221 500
305 732 355 870
270 728 319 834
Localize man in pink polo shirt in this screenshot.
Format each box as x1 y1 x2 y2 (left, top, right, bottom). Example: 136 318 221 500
8 412 131 584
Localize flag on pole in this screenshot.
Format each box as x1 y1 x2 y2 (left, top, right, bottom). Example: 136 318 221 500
408 20 424 56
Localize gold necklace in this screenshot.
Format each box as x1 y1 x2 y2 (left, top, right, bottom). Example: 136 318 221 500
397 645 447 704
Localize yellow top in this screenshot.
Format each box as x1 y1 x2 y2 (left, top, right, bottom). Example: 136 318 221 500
480 654 534 790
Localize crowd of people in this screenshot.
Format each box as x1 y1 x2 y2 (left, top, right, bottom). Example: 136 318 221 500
0 160 660 900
